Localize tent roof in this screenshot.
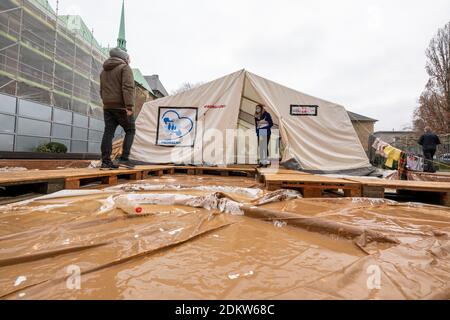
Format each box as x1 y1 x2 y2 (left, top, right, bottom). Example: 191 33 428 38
348 111 378 123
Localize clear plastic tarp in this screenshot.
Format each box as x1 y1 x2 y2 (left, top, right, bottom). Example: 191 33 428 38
1 175 449 300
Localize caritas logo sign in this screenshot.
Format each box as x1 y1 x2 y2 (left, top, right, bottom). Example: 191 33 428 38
204 105 226 109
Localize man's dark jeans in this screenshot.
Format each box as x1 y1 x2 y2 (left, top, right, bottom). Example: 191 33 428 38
423 148 436 173
101 109 135 163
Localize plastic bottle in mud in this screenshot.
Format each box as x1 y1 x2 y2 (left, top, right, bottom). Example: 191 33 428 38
116 197 144 215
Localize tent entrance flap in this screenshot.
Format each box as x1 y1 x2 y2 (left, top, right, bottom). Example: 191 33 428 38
237 95 281 165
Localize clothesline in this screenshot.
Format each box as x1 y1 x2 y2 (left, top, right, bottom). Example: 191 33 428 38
371 137 450 170
348 115 449 169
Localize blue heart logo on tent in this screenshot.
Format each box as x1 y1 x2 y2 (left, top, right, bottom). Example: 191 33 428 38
162 110 194 139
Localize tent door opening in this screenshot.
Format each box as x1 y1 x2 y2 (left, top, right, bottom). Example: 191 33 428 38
236 95 282 165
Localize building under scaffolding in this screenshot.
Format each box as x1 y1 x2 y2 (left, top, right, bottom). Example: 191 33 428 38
0 0 167 154
0 0 108 116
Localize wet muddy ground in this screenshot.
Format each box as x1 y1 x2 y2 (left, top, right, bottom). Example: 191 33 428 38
0 175 449 300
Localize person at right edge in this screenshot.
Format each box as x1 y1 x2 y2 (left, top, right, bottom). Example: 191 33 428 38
100 47 136 170
418 127 441 173
255 104 273 168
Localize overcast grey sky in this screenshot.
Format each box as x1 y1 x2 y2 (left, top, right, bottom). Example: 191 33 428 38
49 0 450 131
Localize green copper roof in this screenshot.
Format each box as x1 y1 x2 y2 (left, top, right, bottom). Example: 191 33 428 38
117 0 127 51
132 68 154 95
28 0 108 56
31 0 56 15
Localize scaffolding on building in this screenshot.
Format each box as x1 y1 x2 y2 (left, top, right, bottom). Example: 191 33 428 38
0 0 108 119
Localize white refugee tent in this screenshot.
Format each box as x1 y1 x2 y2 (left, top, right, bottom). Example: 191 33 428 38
130 69 371 173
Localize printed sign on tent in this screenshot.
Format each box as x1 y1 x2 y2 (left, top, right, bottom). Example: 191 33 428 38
290 105 319 116
156 107 198 147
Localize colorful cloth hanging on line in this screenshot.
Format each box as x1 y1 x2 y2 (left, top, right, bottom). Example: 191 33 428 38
384 146 402 169
398 152 408 180
407 155 424 171
372 138 390 156
371 137 426 173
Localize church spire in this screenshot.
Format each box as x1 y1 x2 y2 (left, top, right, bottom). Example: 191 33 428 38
117 0 127 51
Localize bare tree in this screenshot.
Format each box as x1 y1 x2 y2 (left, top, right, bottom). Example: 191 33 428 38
171 82 203 95
414 22 450 134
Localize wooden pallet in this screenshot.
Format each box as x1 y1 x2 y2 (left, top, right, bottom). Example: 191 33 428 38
0 159 93 170
344 177 450 206
264 174 362 198
0 166 174 193
173 166 256 177
0 165 252 195
407 171 450 183
64 166 177 189
256 168 311 183
141 167 175 179
65 170 143 189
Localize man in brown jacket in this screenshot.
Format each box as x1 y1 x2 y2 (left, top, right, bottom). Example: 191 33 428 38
100 47 136 169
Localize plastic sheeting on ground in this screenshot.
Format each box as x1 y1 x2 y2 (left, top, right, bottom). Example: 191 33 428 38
407 172 450 183
0 167 29 172
0 175 449 300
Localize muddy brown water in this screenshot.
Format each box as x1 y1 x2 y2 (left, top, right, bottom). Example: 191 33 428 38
0 175 450 300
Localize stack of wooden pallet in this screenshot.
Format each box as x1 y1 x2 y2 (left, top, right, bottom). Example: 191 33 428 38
0 166 175 194
1 165 450 207
261 171 362 198
174 166 256 177
343 177 450 206
258 168 450 206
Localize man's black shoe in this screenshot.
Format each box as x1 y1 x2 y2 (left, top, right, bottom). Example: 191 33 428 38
100 162 120 170
118 158 136 169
